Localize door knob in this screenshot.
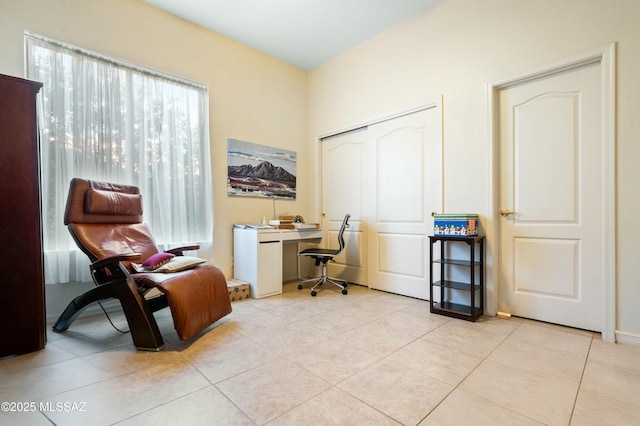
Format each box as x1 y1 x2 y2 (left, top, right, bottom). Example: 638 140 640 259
500 209 517 217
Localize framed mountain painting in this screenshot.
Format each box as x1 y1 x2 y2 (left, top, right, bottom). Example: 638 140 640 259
227 138 297 199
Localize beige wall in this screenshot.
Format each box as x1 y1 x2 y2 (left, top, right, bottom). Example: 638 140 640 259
0 0 310 292
308 0 640 342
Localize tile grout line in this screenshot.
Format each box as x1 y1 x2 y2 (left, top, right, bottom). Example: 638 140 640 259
567 334 595 424
417 318 526 423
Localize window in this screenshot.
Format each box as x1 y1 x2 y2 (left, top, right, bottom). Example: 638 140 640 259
26 33 213 284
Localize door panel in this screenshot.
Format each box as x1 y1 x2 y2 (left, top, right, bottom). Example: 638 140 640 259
515 94 577 222
367 108 442 299
513 238 578 297
378 233 425 277
498 62 603 331
377 128 425 222
321 128 367 284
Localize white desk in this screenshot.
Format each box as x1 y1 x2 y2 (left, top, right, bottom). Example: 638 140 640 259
233 226 323 298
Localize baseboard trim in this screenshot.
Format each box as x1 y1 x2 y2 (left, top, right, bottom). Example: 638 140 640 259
615 330 640 347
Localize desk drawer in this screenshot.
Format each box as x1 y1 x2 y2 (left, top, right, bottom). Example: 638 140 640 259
281 230 323 241
258 232 282 243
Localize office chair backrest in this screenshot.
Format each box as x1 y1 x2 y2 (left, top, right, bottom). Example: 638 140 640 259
337 214 351 253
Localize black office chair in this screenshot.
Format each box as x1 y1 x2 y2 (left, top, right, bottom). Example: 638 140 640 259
298 214 351 296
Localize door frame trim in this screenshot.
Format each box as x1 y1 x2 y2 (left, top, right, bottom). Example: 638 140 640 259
486 43 616 341
317 98 442 140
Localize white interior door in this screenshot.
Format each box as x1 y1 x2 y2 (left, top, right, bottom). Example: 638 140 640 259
498 61 604 331
366 107 442 299
321 128 367 284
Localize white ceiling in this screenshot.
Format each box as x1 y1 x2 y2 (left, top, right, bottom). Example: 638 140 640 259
144 0 439 71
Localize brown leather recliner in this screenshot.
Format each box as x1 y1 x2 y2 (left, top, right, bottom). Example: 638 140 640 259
52 178 232 350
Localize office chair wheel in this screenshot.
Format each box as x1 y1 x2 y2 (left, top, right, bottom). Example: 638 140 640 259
298 284 302 290
311 290 317 297
342 289 348 295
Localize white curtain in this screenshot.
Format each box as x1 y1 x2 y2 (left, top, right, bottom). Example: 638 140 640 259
25 33 213 284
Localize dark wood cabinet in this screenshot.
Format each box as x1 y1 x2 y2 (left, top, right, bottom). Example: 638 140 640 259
429 235 484 321
0 74 45 357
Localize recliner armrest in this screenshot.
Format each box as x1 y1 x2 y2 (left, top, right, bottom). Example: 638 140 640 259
91 253 141 270
165 245 200 256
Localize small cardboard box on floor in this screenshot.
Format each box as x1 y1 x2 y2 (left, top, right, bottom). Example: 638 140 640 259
227 278 251 301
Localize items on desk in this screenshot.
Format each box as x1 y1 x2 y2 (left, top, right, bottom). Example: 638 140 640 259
233 224 273 229
269 215 294 228
234 221 319 230
294 222 319 229
268 215 319 229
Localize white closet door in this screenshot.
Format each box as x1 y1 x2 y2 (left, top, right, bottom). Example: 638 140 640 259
366 107 442 299
321 128 368 285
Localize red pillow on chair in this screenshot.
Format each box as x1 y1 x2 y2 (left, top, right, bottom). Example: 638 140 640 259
142 252 175 270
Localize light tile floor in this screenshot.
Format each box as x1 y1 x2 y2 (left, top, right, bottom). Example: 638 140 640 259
1 282 640 425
